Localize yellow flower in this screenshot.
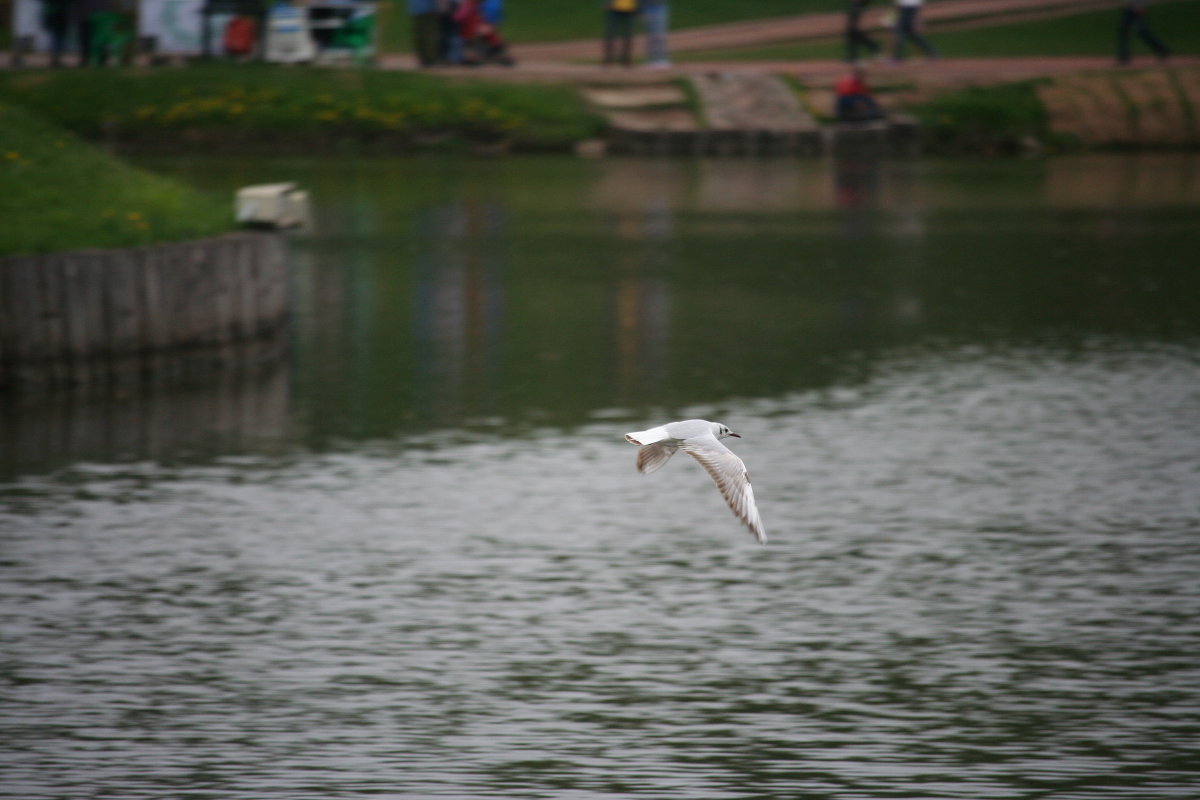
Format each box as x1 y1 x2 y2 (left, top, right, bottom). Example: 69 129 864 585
4 151 19 160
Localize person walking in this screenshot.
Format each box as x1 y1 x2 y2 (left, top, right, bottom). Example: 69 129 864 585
891 0 937 62
77 0 113 66
845 0 880 63
1117 0 1170 64
409 0 441 66
603 0 638 66
642 0 669 68
39 0 75 66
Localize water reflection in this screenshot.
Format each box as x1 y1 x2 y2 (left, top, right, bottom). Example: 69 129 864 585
293 154 1196 446
0 357 290 476
4 154 1200 472
411 202 507 421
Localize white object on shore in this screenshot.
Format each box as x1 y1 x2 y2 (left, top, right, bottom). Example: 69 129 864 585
625 419 767 544
264 4 317 63
235 183 310 229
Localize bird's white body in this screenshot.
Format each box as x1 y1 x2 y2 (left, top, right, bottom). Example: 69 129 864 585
625 419 767 544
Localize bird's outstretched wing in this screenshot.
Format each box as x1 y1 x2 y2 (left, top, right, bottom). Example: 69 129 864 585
682 436 767 544
637 442 678 474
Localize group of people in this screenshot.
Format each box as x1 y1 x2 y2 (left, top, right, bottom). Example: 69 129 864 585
843 0 937 65
409 0 514 67
38 0 124 67
602 0 670 68
845 0 1171 66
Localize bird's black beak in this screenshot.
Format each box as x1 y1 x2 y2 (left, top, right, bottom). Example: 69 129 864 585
729 432 741 438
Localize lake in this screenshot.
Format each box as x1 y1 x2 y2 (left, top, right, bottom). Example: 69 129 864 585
2 154 1199 799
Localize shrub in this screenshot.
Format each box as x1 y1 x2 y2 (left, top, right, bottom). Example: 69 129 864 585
914 81 1051 155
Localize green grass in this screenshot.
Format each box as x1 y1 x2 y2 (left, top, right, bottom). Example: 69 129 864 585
0 65 604 151
678 0 1200 61
911 80 1054 154
0 101 232 255
380 0 849 52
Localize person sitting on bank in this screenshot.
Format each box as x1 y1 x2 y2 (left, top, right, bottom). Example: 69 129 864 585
835 66 885 122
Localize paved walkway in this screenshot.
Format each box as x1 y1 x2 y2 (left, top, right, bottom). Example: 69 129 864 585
394 55 1200 92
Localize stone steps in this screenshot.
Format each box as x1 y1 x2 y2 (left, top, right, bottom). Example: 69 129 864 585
586 72 917 157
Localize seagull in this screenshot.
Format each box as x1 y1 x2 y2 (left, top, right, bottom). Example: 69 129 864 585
625 419 767 544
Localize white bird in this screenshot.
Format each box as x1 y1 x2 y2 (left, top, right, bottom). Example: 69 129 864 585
625 419 767 544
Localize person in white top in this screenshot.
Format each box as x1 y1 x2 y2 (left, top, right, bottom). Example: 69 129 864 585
892 0 938 62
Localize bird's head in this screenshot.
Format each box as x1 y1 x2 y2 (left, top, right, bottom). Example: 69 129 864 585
712 422 740 439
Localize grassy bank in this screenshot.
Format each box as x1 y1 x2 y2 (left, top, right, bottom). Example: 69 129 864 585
0 66 604 154
911 81 1054 154
909 66 1200 153
0 100 231 255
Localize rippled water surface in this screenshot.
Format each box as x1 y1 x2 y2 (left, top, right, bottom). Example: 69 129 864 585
3 155 1200 798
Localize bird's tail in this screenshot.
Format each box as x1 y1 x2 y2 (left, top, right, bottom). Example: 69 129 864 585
625 426 670 446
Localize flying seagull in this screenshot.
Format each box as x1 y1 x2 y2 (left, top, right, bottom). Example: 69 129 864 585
625 419 767 544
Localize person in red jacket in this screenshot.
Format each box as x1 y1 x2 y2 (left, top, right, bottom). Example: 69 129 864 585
835 66 885 122
454 0 514 65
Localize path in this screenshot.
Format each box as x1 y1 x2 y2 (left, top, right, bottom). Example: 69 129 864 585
402 56 1200 91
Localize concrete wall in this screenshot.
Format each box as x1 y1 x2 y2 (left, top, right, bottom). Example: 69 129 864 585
0 232 289 387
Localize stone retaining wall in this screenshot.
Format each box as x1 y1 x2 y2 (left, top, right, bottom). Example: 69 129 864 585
1038 68 1200 149
0 232 289 387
